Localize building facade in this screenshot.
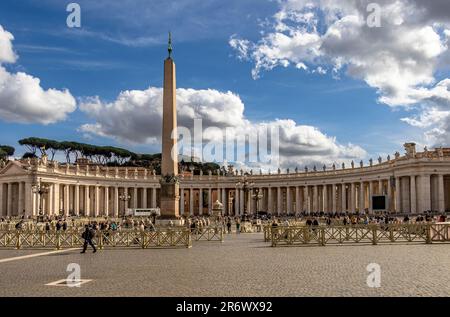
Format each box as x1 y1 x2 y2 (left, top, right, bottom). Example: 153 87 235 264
0 143 449 218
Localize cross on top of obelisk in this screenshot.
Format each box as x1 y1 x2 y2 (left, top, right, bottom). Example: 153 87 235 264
168 31 173 58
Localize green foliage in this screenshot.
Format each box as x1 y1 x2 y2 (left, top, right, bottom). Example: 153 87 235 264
0 145 15 156
16 137 222 173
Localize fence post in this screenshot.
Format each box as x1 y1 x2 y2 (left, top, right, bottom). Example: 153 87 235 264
141 232 146 249
15 231 21 250
98 231 104 250
426 224 432 244
56 231 61 250
372 225 378 245
320 227 325 246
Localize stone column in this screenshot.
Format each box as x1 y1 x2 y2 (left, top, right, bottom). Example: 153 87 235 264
0 183 4 216
180 188 185 215
208 188 212 215
24 182 32 217
277 187 281 215
240 188 245 215
133 187 138 209
84 186 90 216
286 187 291 214
312 185 318 212
359 182 365 212
418 174 431 213
303 186 309 213
295 186 301 213
247 188 252 214
387 179 394 213
350 183 355 212
368 181 373 213
341 184 346 212
267 187 272 214
114 187 119 217
142 187 148 209
410 176 417 214
235 188 240 216
64 185 70 216
7 183 12 216
332 184 337 212
190 188 194 216
104 187 109 216
48 184 54 215
438 174 445 213
222 188 227 214
323 185 328 212
395 177 401 213
17 182 24 216
198 188 203 215
379 180 384 195
94 186 100 217
73 184 79 216
152 187 157 208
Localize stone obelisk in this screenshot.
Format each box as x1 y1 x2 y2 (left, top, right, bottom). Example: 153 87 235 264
159 32 180 222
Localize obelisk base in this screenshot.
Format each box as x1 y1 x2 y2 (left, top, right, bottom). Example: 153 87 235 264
156 180 184 226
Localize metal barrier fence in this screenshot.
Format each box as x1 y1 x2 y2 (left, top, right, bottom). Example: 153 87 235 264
269 223 450 247
191 226 224 242
0 228 192 250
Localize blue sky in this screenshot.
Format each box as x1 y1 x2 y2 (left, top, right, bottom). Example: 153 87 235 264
0 0 448 168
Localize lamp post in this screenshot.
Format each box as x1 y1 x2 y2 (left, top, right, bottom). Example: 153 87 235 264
119 193 131 217
236 176 255 217
252 188 264 219
32 178 49 219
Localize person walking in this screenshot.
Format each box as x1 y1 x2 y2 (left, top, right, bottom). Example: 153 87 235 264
236 217 241 234
226 218 232 234
81 225 97 254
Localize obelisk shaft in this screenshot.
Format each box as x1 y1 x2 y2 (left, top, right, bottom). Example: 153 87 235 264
162 58 178 176
159 57 180 219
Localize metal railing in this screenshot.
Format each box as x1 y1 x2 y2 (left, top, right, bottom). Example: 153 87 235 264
0 228 192 250
191 226 224 242
269 223 450 247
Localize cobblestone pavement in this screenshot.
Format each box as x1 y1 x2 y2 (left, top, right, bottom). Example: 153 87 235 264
0 233 449 297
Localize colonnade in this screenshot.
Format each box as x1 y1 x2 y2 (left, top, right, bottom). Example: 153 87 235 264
0 174 449 217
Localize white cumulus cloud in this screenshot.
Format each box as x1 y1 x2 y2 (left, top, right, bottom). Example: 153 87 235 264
230 0 450 147
79 86 366 169
0 25 76 124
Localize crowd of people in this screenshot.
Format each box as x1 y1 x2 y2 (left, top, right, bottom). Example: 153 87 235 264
0 210 448 234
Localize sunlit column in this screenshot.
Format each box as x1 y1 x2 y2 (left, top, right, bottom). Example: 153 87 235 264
286 187 291 214
359 182 364 212
84 186 90 216
277 187 281 215
323 185 328 212
152 187 157 208
94 186 100 217
104 186 109 216
114 186 119 217
368 181 373 213
410 176 417 214
438 174 445 213
133 187 138 209
395 177 401 213
64 185 70 216
341 183 346 212
350 183 355 212
142 187 147 209
7 183 12 216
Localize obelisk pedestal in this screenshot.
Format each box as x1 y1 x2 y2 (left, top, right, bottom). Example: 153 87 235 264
156 36 183 226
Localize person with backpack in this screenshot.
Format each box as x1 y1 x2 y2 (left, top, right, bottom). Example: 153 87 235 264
81 225 97 254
